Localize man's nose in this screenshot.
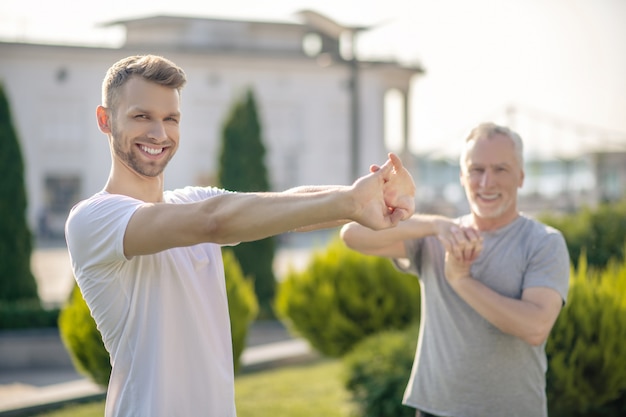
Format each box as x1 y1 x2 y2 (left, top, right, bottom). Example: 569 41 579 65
148 121 167 140
479 171 492 187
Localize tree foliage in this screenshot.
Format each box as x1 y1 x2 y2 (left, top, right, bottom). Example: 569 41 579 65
0 81 38 303
218 88 276 317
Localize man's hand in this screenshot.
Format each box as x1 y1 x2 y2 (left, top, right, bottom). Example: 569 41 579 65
371 153 416 223
438 225 483 282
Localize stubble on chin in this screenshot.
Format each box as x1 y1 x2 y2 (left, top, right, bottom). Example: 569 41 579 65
112 139 167 178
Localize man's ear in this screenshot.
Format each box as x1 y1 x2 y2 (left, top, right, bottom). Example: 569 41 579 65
96 105 112 134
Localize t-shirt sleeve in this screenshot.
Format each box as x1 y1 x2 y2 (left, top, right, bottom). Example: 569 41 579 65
393 238 424 276
65 193 144 275
523 228 571 303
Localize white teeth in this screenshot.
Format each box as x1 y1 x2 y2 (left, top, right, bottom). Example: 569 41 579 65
140 145 163 155
480 194 498 200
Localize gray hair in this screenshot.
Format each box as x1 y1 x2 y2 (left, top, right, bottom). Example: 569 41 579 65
460 122 524 170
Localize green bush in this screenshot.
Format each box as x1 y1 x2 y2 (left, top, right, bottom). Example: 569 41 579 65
0 300 59 330
540 199 626 270
343 325 419 417
58 284 111 386
223 248 259 373
546 253 626 417
58 249 258 386
275 237 420 358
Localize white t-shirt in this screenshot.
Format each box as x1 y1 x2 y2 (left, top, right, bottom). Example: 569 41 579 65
65 187 236 417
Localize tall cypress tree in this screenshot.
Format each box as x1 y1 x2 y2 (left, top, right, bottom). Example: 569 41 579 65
0 82 39 303
218 88 276 318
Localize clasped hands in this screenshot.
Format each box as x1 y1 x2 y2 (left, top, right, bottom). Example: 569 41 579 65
356 152 416 229
438 223 483 283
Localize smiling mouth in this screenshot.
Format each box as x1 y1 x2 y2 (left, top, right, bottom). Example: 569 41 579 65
139 144 165 155
478 193 499 201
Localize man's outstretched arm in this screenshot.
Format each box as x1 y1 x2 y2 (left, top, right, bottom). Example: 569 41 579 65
123 153 415 256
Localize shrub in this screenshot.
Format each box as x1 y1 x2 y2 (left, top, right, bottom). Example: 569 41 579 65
546 253 626 417
343 325 419 417
223 248 259 373
58 284 111 386
540 199 626 270
58 249 258 386
0 300 59 330
275 237 420 357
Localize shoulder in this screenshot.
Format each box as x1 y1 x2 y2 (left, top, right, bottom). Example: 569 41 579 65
517 215 569 262
66 192 145 246
68 192 143 226
164 186 232 203
66 192 145 269
518 214 566 242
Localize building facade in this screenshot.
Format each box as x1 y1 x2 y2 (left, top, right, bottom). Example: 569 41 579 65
0 13 422 238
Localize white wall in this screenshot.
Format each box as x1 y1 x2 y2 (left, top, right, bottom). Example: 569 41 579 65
0 40 416 238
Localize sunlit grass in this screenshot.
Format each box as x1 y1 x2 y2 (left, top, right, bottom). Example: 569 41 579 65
30 401 105 417
29 358 354 417
236 358 353 417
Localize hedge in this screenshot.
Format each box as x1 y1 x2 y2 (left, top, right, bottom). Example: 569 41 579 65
275 237 420 358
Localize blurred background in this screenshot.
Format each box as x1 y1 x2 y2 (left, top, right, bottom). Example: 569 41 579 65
1 0 625 304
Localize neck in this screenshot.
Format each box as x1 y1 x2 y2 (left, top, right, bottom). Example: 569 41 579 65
105 164 165 203
471 211 520 232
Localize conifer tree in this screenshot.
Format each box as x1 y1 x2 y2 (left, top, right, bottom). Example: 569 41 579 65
0 82 39 303
218 88 276 317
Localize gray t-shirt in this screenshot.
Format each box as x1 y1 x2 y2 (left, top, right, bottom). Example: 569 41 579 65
396 214 570 417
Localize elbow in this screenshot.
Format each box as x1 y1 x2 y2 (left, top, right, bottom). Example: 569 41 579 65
200 216 223 243
524 333 548 347
521 324 553 347
339 222 359 249
196 205 236 245
202 216 241 245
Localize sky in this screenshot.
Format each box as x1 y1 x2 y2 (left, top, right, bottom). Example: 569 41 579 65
1 0 625 160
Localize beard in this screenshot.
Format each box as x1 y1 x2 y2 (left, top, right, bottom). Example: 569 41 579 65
111 124 173 177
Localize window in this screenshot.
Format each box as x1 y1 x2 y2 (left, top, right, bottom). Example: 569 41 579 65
39 175 81 239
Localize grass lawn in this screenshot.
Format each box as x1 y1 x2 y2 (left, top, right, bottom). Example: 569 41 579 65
29 358 354 417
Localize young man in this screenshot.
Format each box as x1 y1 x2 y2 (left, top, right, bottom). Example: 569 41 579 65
65 54 415 417
341 123 570 417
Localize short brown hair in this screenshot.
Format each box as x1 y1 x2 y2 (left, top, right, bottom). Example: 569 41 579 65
102 55 187 109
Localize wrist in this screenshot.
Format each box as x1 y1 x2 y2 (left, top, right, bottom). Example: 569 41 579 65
448 273 473 291
340 187 361 221
433 216 454 236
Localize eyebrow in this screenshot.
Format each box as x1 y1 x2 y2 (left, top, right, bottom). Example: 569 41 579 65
128 106 181 118
467 162 512 169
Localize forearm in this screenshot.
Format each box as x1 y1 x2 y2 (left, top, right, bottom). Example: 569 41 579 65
201 190 355 244
449 278 561 346
284 185 350 232
341 214 452 257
